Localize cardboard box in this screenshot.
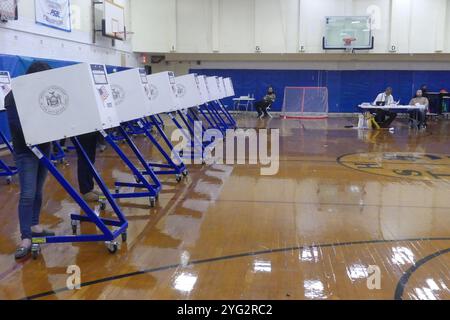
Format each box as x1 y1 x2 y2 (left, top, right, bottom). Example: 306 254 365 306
11 63 119 146
108 68 152 122
173 74 203 111
146 71 179 114
0 71 12 111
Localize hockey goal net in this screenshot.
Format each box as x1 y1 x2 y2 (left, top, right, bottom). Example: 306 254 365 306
281 87 329 119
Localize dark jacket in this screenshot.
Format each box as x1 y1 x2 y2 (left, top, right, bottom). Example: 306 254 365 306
4 91 49 154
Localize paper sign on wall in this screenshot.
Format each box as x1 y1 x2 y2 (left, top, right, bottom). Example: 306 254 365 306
35 0 72 32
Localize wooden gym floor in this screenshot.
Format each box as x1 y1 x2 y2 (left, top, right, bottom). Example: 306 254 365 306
0 115 449 300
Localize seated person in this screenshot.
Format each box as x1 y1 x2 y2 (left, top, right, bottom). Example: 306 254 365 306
409 89 429 129
373 87 397 128
255 86 276 118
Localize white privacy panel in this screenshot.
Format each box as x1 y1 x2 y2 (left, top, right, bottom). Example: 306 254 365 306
11 63 119 146
173 74 203 111
0 71 12 111
217 77 226 99
206 76 221 100
224 78 235 97
196 75 211 104
108 68 152 122
146 71 179 114
220 77 228 97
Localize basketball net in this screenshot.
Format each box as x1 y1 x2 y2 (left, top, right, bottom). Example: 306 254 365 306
343 37 356 52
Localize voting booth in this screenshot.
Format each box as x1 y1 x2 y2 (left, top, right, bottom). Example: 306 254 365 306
217 77 226 99
10 64 130 257
0 71 12 111
224 78 235 97
196 75 213 104
107 68 184 186
146 71 179 114
108 68 152 123
206 76 221 101
174 74 204 111
12 63 119 146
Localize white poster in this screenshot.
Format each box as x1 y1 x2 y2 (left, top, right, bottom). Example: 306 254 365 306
35 0 71 32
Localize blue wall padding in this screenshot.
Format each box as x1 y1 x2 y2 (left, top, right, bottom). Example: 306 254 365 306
0 53 125 141
191 68 450 113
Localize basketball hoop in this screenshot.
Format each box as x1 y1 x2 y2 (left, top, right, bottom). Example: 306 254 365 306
112 31 135 41
343 37 357 47
0 0 17 23
342 37 357 52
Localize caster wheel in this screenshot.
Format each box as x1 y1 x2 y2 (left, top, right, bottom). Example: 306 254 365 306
106 241 119 254
71 220 78 235
6 177 12 185
31 244 41 260
100 201 106 211
176 175 182 183
134 175 140 183
149 197 156 208
115 187 120 194
182 170 189 177
121 232 128 242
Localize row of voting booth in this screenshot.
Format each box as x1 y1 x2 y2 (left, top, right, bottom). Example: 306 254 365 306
0 62 236 258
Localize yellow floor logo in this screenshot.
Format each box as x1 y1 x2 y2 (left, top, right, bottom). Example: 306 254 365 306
338 152 450 181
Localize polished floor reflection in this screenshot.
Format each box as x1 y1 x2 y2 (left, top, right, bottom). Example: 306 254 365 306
0 115 449 300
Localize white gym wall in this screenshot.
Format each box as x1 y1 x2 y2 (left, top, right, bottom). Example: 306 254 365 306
0 0 139 66
131 0 450 54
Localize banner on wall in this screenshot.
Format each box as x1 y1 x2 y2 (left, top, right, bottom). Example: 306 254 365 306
35 0 71 32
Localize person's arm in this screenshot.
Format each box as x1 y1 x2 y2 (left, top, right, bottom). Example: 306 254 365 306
373 93 382 105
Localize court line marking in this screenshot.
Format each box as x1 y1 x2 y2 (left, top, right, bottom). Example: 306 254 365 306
21 237 450 300
211 198 450 210
394 247 450 300
337 153 450 181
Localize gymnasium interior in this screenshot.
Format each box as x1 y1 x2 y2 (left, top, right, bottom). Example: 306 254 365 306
0 0 449 302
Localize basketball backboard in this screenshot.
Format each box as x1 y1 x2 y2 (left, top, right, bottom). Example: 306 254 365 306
173 74 203 111
103 0 126 40
0 71 11 111
108 68 152 122
146 71 179 114
324 16 373 50
11 63 119 146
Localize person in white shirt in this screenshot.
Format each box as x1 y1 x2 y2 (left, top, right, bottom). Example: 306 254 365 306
373 87 395 106
373 87 397 128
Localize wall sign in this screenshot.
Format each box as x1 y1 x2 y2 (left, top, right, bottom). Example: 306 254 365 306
35 0 71 32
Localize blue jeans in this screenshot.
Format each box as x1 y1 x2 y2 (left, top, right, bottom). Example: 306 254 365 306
15 146 50 240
